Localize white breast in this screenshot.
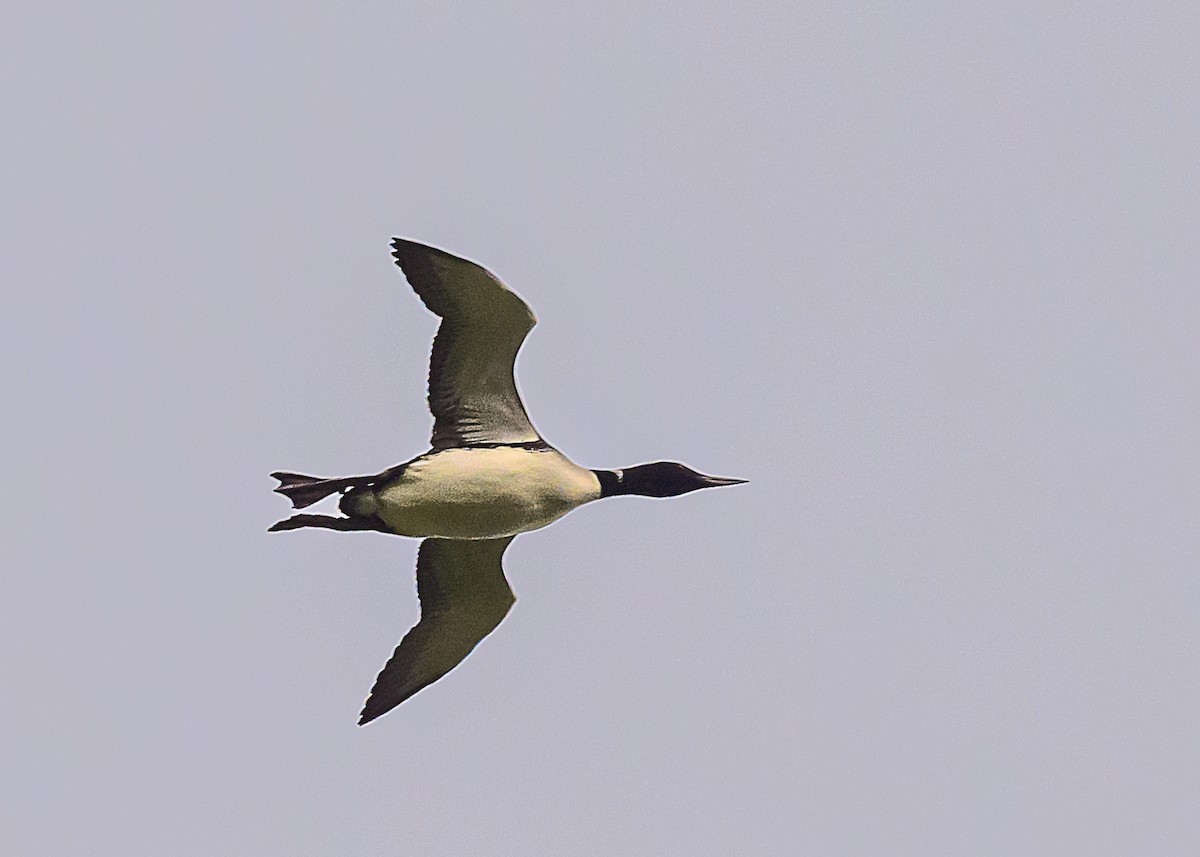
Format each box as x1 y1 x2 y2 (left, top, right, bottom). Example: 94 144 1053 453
370 447 601 539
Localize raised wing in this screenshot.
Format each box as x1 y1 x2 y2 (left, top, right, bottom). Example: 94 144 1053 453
358 537 517 724
391 238 541 449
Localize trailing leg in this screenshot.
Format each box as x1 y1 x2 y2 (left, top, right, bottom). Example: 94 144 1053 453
271 472 368 509
268 513 390 533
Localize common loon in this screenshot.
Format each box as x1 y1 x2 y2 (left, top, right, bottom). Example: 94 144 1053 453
270 238 745 725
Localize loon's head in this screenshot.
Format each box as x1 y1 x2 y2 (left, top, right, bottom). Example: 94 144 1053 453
601 462 747 498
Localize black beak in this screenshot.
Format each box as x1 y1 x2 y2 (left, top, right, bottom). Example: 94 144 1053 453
698 474 748 488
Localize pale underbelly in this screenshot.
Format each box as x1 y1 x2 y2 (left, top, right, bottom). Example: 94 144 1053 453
375 493 577 539
362 448 600 539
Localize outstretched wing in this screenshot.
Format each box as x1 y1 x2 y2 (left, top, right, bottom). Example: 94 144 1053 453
359 537 517 724
391 238 541 449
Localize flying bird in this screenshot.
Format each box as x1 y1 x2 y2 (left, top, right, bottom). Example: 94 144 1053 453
270 239 745 724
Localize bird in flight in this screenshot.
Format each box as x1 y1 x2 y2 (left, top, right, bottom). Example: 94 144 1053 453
270 239 745 724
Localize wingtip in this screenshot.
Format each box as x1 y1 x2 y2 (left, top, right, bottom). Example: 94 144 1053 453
391 236 460 264
390 236 426 257
390 237 428 272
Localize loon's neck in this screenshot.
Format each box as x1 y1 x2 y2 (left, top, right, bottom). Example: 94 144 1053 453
591 469 624 498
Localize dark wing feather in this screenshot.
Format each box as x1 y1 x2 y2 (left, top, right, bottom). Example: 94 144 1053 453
391 238 540 449
358 537 517 724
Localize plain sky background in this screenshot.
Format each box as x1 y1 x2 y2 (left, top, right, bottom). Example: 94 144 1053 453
4 2 1198 855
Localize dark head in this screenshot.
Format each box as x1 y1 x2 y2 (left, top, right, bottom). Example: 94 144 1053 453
593 462 747 498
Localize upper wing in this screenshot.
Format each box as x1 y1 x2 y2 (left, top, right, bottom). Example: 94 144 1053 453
358 536 517 724
391 238 541 449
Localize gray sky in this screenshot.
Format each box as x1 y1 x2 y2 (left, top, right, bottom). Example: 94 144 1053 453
5 2 1199 855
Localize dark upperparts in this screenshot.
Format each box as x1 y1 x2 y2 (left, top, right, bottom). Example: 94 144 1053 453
592 462 747 499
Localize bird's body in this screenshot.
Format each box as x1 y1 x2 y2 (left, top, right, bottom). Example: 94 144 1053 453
345 446 601 540
270 238 744 724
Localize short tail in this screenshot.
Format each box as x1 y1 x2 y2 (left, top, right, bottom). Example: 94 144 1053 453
270 471 354 509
